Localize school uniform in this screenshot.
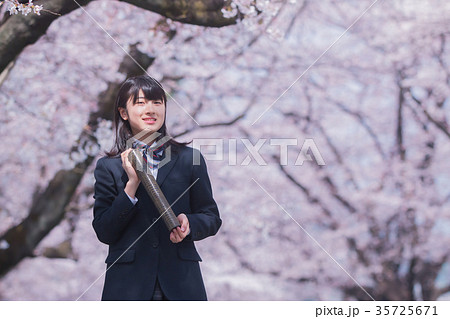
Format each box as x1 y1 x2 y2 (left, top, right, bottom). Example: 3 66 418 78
93 145 221 300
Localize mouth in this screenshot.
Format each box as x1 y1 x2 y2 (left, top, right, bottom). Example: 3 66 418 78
143 117 157 124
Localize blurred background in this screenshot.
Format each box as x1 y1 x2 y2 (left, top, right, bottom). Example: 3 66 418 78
0 0 449 300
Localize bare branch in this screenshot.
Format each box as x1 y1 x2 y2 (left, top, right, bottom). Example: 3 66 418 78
396 72 406 161
332 100 387 160
276 159 335 220
408 92 450 140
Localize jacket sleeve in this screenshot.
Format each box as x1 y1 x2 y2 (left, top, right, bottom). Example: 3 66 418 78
186 150 222 241
92 158 138 245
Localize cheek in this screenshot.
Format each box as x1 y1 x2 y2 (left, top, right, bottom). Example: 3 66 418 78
159 107 166 121
127 110 142 126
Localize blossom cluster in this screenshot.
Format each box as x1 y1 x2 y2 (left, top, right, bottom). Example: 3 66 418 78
221 2 238 19
1 0 43 16
221 0 289 19
221 0 289 33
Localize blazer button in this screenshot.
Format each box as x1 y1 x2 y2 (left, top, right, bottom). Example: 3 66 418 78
152 242 159 248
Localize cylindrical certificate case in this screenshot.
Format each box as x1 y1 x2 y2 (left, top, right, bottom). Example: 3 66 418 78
128 149 181 231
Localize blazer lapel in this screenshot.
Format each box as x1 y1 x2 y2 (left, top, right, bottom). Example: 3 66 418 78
156 150 179 187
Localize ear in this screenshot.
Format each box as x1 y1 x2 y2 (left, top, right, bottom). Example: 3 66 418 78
118 107 128 121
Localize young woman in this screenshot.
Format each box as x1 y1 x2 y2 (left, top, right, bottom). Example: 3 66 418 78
93 75 222 301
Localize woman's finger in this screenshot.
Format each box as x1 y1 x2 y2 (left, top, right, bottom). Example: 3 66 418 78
178 228 185 240
178 214 189 233
170 232 177 243
174 227 182 239
122 149 131 164
170 229 180 243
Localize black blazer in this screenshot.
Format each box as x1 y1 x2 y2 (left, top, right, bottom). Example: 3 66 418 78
93 145 222 300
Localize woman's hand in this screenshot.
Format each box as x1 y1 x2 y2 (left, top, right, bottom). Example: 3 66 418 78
121 149 140 198
170 213 190 243
121 149 139 182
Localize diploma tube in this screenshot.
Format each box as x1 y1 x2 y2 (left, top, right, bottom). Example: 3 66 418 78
128 149 181 231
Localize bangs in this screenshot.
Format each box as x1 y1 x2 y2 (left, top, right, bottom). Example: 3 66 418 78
128 78 166 105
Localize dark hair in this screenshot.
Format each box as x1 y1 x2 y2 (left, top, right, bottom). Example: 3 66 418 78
105 75 189 157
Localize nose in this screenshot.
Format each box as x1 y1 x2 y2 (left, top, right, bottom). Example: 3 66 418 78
144 101 156 114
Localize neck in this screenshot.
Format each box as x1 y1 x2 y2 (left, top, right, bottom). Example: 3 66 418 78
131 129 161 146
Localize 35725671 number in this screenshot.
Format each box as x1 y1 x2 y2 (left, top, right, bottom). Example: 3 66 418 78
375 305 438 316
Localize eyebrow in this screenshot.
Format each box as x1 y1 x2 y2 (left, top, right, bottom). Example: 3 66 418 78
136 97 162 101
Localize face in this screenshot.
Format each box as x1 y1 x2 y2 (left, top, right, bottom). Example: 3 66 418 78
119 89 165 138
